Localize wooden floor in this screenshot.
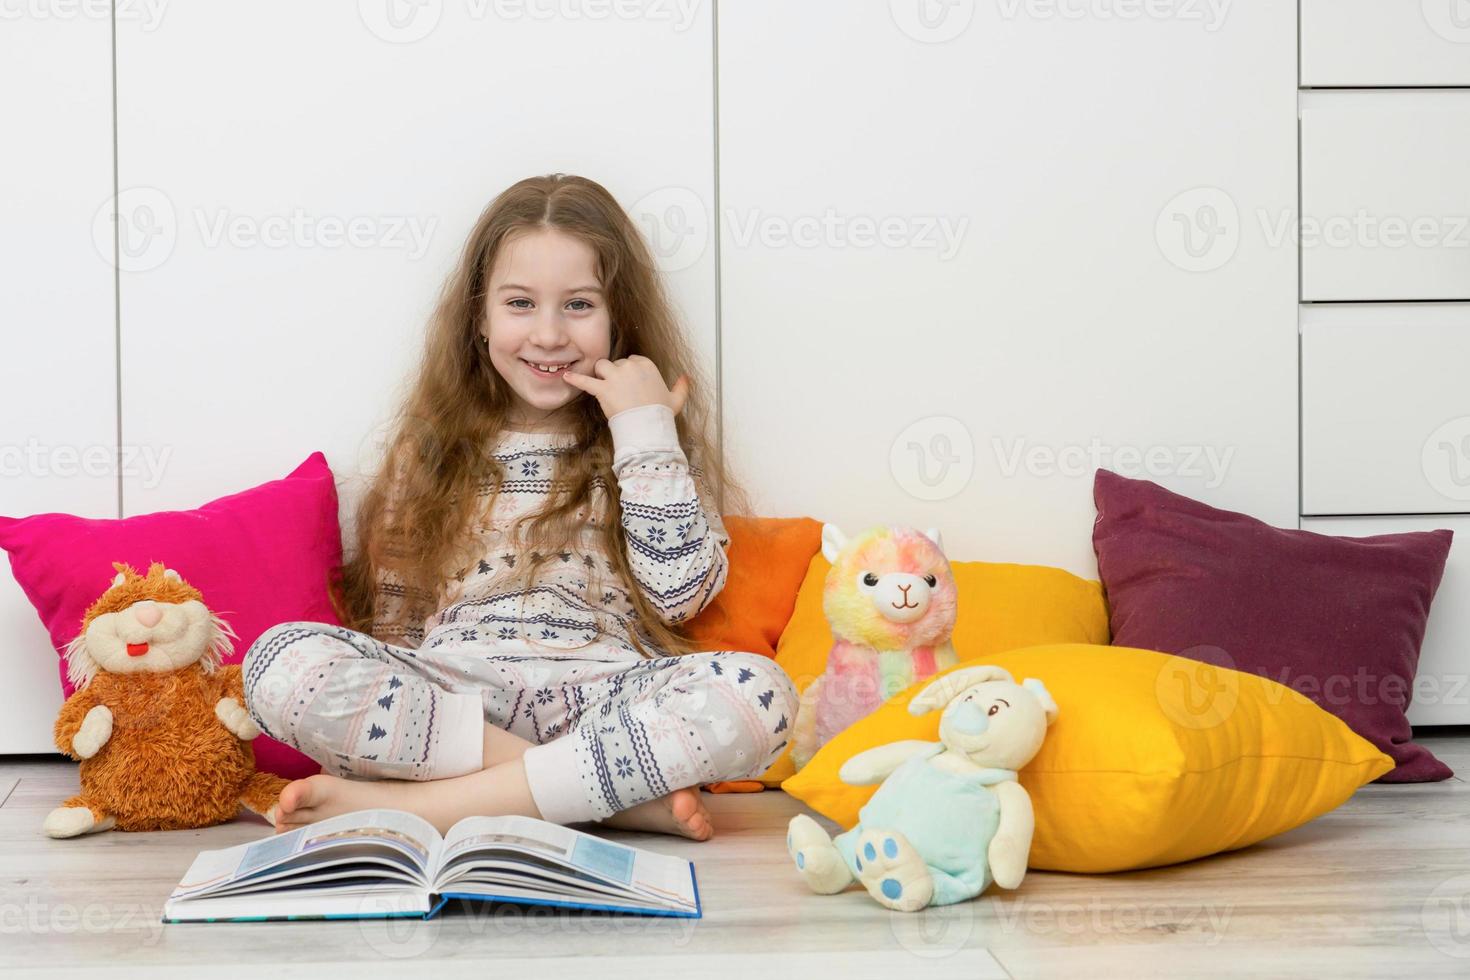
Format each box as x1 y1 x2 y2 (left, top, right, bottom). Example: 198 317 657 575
2 735 1468 979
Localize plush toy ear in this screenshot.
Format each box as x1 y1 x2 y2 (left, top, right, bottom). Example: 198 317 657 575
908 664 1016 715
922 527 945 555
164 568 181 582
1022 678 1059 726
111 572 126 588
820 523 848 564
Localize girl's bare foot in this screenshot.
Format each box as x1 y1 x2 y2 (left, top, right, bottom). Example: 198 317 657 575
273 754 543 837
595 787 714 841
278 774 417 832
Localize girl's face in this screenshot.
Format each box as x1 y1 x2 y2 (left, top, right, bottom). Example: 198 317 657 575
481 227 611 430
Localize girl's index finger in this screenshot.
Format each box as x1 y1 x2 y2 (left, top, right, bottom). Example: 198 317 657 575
561 369 602 392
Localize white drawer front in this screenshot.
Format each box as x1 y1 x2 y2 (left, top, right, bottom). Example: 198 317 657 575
1302 0 1470 87
1302 304 1470 515
1301 91 1470 301
1302 515 1470 727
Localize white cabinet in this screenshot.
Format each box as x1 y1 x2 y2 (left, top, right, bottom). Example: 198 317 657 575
1301 0 1470 87
1300 91 1470 302
1298 27 1470 725
114 4 718 518
1303 516 1470 727
717 2 1299 578
0 15 116 752
1302 304 1470 516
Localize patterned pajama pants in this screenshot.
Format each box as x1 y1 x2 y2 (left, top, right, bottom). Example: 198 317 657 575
241 621 799 824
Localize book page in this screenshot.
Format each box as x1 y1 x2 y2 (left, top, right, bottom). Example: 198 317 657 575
170 808 442 899
437 814 696 912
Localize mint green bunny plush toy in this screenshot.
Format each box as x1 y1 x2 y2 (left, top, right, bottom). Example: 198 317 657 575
785 665 1058 911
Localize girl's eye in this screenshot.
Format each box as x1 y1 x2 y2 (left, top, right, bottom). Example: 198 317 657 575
862 572 879 587
566 299 593 312
508 298 533 310
923 574 937 587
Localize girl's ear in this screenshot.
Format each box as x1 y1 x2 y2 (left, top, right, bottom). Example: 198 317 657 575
821 523 847 564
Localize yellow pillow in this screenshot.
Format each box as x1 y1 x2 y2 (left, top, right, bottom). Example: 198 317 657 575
759 554 1110 784
781 644 1394 873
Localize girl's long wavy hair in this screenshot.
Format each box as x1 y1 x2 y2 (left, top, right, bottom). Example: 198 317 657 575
333 173 747 657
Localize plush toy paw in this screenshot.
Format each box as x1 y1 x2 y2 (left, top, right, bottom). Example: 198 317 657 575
215 697 260 740
787 813 852 895
72 705 113 759
988 832 1028 890
854 828 934 912
42 805 116 839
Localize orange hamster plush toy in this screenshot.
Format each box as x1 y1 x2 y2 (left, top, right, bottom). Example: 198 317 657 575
44 561 289 838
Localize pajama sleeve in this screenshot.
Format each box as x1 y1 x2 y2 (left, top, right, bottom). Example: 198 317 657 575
608 402 731 625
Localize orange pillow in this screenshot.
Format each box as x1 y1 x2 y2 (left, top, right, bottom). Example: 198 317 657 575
683 515 822 659
689 516 821 794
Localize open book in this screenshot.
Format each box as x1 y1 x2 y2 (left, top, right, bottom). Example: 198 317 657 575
163 808 700 923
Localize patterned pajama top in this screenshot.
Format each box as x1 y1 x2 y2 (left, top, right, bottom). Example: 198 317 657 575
369 403 730 658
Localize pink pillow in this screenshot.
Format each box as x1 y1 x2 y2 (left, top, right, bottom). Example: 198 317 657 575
0 452 342 781
1092 469 1452 782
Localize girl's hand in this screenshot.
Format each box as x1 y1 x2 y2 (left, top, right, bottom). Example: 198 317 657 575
562 355 690 419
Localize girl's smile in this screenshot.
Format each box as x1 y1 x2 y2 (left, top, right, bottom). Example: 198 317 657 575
520 357 577 380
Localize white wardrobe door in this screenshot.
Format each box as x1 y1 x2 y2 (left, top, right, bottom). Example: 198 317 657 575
1301 0 1470 87
1300 91 1470 302
1302 303 1470 516
0 16 116 751
717 4 1298 577
115 6 716 523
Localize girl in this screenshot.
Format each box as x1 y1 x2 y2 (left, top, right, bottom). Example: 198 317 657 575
242 174 798 841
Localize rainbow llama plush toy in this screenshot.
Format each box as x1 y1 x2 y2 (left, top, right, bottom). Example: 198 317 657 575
790 524 958 770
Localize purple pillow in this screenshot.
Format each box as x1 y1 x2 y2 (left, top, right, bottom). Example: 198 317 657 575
1092 469 1452 782
0 452 343 781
